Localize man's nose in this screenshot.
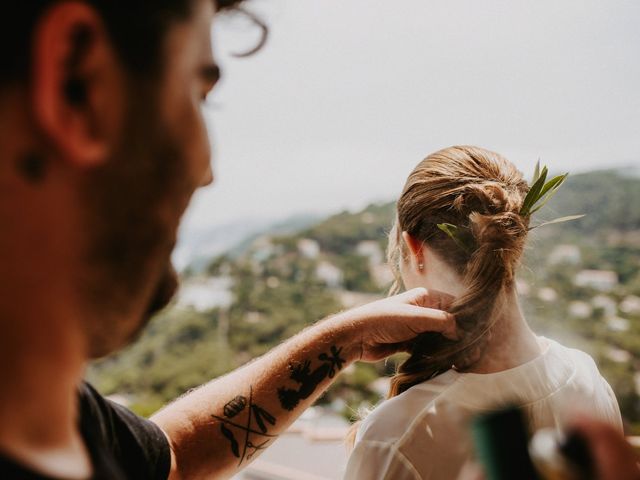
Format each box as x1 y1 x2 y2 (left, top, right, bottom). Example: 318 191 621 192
200 163 214 187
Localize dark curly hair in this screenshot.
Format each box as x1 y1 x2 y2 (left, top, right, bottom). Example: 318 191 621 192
0 0 250 86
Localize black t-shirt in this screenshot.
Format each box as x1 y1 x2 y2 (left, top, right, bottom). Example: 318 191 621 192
0 383 171 480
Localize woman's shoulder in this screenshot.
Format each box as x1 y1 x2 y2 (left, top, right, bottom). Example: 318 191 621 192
544 337 604 379
530 338 623 428
501 336 608 397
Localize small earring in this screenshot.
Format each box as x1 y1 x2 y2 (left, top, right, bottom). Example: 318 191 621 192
418 263 424 271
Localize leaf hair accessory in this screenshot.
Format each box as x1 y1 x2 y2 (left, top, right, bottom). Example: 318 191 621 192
436 223 473 253
436 160 584 248
520 160 585 229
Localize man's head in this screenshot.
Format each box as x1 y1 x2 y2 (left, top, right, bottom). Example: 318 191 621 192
0 0 243 357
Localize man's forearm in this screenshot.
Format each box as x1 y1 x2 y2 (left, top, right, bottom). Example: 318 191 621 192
152 314 359 479
152 288 455 479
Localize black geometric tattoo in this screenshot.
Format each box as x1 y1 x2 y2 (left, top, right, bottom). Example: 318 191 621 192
277 345 346 411
212 387 278 465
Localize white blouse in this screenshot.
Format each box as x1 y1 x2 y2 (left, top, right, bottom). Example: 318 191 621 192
344 338 622 480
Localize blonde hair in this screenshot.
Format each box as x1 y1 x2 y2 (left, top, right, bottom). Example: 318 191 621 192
346 146 531 449
387 145 530 396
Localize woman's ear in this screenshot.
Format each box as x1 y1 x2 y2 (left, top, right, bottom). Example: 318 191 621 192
401 231 425 272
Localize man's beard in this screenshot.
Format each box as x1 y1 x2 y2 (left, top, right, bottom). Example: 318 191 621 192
79 82 193 358
145 263 180 319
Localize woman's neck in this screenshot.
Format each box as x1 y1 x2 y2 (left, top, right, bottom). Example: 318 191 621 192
465 289 543 374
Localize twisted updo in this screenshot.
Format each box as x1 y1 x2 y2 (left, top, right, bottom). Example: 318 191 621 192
388 145 530 396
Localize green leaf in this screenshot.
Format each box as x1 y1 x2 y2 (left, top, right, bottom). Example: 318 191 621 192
437 223 459 239
437 223 471 253
529 173 569 214
538 173 568 199
532 160 541 184
520 166 548 216
529 214 585 229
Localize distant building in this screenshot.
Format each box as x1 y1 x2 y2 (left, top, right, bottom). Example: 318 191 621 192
606 316 630 332
620 295 640 315
569 301 592 318
606 348 631 364
176 276 233 311
251 236 276 263
548 244 582 265
370 264 395 289
315 261 343 288
355 241 393 288
245 311 263 324
298 238 320 259
537 287 558 302
574 270 618 292
592 295 618 317
356 240 384 266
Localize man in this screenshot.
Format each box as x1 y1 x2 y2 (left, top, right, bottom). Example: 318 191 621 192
0 1 457 478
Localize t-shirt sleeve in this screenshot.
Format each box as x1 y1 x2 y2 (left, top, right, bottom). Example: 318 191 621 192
343 440 422 480
79 383 171 480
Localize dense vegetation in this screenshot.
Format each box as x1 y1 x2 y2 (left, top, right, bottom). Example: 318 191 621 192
88 168 640 431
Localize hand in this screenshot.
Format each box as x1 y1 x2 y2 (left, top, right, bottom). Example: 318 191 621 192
456 420 640 480
570 418 640 480
331 287 456 362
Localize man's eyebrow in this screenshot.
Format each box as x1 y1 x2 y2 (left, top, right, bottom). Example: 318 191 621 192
200 64 222 84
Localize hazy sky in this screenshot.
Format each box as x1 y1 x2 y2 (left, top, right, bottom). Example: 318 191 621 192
181 0 640 234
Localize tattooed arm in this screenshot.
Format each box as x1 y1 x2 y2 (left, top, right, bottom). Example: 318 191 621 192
151 287 455 479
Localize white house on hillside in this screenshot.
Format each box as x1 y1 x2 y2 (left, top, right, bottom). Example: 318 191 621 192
298 238 320 259
356 240 384 266
548 244 582 265
574 270 618 292
315 261 343 288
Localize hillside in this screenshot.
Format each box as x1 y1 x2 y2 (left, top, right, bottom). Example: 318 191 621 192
88 168 640 431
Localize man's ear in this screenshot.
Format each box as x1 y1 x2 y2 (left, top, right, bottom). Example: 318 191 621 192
31 1 124 168
401 231 425 270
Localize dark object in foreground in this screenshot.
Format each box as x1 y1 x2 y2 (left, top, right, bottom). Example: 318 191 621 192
472 406 540 480
472 406 596 480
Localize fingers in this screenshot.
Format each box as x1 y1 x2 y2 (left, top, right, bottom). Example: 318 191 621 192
364 341 414 361
403 304 458 340
570 418 640 480
391 289 458 340
397 287 455 310
394 287 430 304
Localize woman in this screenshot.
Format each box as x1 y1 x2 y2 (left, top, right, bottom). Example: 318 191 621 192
344 146 622 480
